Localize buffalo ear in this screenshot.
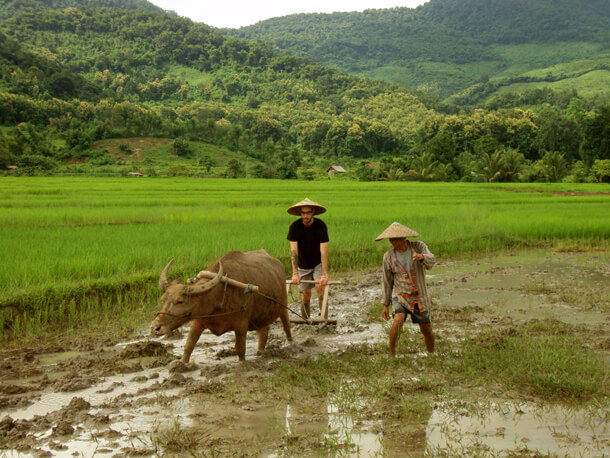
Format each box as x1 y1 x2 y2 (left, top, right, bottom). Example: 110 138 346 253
171 278 182 285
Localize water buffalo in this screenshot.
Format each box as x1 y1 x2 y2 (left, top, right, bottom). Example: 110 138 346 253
151 250 292 363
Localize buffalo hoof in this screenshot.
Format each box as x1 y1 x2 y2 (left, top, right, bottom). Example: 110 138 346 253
169 360 197 373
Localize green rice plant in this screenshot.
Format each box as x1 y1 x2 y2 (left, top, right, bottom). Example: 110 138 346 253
0 177 608 339
447 320 608 400
399 395 433 423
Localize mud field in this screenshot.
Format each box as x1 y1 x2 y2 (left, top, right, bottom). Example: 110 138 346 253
1 250 608 457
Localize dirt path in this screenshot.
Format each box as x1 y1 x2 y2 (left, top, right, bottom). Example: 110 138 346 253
1 250 608 456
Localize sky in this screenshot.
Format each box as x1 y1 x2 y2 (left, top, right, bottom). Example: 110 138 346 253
147 0 430 29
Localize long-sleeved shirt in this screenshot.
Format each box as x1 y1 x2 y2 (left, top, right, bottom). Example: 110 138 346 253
382 241 436 312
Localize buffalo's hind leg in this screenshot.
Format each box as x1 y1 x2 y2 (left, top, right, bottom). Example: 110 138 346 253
256 326 269 354
279 311 292 342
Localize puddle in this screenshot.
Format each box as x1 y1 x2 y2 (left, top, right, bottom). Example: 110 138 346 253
427 401 609 456
432 250 609 328
37 351 85 368
323 402 383 457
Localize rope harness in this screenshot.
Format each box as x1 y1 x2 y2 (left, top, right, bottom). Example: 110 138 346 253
397 262 422 314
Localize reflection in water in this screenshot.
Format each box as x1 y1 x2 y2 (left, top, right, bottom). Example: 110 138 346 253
325 402 383 456
282 399 384 457
285 404 292 436
427 401 609 456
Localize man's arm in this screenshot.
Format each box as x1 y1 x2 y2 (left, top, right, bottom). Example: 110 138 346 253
290 241 299 283
381 253 393 320
413 241 436 269
319 242 329 286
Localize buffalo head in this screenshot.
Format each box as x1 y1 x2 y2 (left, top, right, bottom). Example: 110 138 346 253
150 259 223 336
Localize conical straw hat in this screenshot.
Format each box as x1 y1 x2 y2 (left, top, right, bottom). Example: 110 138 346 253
287 197 327 216
375 222 419 241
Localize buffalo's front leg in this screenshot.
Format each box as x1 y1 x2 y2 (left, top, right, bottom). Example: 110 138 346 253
234 329 247 361
256 326 269 354
182 320 205 363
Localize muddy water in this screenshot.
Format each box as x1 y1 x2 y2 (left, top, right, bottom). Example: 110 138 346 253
427 400 609 456
432 250 609 328
0 250 608 456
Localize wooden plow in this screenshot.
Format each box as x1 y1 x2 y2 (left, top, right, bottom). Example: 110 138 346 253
286 279 341 324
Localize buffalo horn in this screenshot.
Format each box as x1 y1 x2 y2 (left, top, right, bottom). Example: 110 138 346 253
159 259 174 291
187 262 224 296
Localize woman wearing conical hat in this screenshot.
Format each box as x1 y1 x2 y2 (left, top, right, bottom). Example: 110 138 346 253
287 198 329 319
376 222 436 356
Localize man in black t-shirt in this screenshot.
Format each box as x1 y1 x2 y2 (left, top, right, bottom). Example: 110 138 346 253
287 198 329 319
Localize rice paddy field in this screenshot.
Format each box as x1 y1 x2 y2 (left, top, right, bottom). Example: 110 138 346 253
0 177 608 338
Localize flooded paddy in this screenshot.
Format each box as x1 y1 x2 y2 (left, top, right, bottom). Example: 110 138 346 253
0 249 608 456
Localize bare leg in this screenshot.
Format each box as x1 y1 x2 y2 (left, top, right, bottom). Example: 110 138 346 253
301 289 312 318
279 311 293 341
182 320 205 363
234 330 247 361
256 326 269 354
314 281 325 316
389 313 406 357
419 323 435 353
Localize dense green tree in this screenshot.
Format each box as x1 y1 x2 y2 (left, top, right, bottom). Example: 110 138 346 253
580 106 610 165
591 159 610 183
225 158 245 178
173 137 192 157
356 163 381 181
534 109 581 161
0 131 13 167
425 132 456 164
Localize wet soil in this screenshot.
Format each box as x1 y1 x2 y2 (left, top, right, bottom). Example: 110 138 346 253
0 249 608 457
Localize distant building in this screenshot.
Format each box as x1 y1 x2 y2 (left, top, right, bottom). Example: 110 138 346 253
326 165 346 177
6 165 18 169
365 162 379 167
128 172 144 177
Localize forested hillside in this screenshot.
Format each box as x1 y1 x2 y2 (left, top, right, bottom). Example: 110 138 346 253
0 0 165 20
226 0 610 102
0 0 608 182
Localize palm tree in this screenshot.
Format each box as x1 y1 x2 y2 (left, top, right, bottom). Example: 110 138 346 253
540 151 568 182
477 151 504 182
407 152 438 181
434 163 454 182
500 148 525 182
382 168 405 181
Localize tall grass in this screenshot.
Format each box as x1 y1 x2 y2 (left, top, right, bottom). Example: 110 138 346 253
0 177 608 337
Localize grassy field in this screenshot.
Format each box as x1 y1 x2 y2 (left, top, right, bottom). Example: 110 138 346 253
0 177 608 339
496 70 610 99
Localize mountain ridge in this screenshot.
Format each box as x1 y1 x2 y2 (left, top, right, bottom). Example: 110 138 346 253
225 0 610 100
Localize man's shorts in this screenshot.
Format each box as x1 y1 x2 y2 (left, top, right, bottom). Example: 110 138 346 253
392 296 431 324
297 264 322 291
